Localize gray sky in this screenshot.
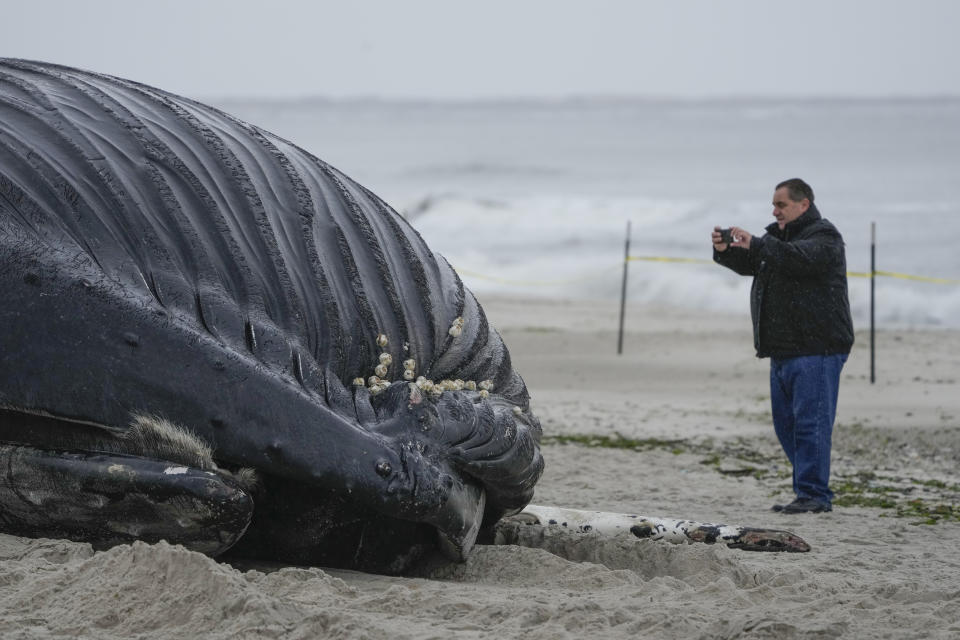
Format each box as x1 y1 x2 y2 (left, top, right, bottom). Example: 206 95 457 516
4 0 959 100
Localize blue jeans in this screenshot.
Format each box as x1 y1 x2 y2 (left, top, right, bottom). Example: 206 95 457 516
770 354 847 505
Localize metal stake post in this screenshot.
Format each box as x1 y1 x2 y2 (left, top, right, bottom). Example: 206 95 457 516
617 221 631 355
870 222 876 384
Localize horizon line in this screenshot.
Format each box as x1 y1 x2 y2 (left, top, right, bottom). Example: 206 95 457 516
206 92 960 106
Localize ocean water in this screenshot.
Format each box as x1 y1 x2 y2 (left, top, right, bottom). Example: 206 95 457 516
219 97 960 328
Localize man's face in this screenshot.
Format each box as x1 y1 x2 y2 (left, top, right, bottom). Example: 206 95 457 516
772 187 809 230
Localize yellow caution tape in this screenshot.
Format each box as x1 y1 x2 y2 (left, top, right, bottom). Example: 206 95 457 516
845 271 959 284
630 256 960 285
454 258 960 288
871 270 960 285
453 264 621 287
627 255 715 265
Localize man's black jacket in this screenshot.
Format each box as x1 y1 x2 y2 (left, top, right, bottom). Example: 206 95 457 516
713 203 854 358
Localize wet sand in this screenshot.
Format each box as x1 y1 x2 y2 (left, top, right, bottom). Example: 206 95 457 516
1 296 958 639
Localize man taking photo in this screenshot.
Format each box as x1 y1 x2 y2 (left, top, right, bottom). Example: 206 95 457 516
712 178 854 514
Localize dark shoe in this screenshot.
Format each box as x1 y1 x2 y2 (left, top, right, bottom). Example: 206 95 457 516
770 503 787 512
782 497 832 514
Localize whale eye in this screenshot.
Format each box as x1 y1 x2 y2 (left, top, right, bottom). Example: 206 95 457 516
375 460 392 477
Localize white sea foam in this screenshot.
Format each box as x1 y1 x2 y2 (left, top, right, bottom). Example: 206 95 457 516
403 194 960 328
220 97 960 328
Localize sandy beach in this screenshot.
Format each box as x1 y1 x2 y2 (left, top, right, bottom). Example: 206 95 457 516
1 296 958 639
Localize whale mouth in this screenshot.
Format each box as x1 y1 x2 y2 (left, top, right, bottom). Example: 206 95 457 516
432 482 486 562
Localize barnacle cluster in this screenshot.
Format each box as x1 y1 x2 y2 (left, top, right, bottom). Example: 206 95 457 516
356 332 501 407
402 358 416 380
448 316 465 338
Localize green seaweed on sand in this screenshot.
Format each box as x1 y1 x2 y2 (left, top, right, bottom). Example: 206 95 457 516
892 500 960 525
543 433 959 524
541 433 690 453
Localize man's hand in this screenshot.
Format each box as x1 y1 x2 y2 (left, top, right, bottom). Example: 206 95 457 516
729 226 752 249
711 226 729 252
712 226 753 252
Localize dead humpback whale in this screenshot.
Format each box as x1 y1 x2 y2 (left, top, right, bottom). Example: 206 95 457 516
0 60 809 570
0 59 543 572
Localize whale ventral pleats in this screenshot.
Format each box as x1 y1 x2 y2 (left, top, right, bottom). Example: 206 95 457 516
0 59 543 570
